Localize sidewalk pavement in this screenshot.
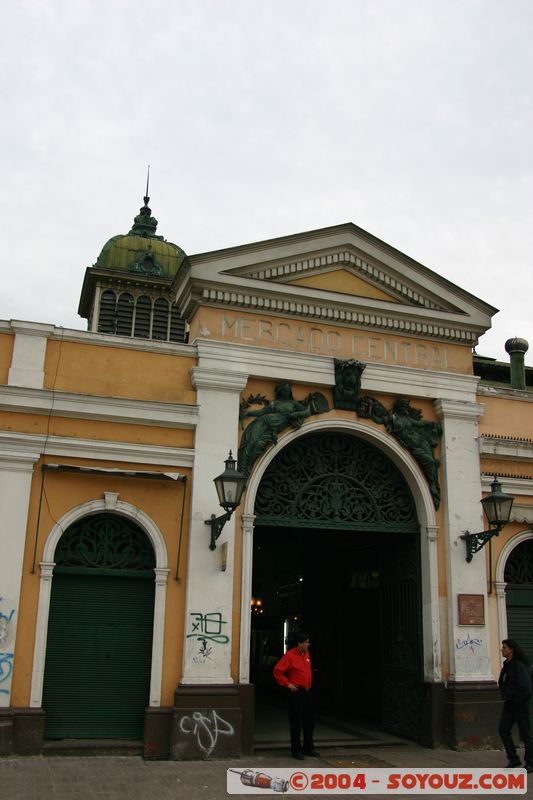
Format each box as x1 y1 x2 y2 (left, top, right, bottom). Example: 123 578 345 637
1 743 531 800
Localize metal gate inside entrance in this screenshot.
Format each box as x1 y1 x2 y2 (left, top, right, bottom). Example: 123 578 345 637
42 514 155 739
251 432 423 741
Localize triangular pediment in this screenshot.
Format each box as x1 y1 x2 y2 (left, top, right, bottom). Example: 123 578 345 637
176 222 498 346
222 243 456 312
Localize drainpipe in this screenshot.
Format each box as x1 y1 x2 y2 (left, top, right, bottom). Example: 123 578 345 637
505 337 529 390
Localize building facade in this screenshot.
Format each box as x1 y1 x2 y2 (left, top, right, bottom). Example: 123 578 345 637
0 199 532 758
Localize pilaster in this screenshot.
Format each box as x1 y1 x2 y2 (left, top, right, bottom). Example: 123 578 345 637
423 524 441 681
7 322 54 390
239 513 256 683
0 450 39 707
495 580 508 646
435 399 493 681
30 563 54 708
180 367 248 685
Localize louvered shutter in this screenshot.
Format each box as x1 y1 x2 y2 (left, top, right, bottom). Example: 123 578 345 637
43 572 154 739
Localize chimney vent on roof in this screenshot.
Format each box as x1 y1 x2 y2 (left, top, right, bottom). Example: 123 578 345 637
505 337 529 390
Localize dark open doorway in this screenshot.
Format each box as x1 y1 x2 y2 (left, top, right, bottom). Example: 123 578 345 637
250 430 424 744
251 525 422 740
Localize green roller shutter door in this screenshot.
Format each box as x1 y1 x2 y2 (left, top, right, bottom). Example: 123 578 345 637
506 591 533 658
506 588 533 728
43 571 155 739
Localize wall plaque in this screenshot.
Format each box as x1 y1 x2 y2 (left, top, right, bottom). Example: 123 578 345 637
458 594 485 625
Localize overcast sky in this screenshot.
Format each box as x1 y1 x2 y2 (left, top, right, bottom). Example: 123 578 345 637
2 0 532 363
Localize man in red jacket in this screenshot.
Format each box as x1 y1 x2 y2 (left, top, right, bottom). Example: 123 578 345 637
273 631 320 760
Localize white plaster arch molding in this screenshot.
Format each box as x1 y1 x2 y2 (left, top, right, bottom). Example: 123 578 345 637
239 417 441 684
494 529 533 645
30 494 169 709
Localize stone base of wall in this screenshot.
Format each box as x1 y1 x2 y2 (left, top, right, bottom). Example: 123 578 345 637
143 706 173 759
0 710 14 756
170 683 254 760
2 683 500 758
421 681 446 747
0 708 46 755
444 681 503 750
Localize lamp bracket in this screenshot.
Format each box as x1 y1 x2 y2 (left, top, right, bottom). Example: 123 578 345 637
461 527 501 562
205 511 232 551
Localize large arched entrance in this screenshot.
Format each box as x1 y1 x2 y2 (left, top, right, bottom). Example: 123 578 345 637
250 431 423 741
42 513 156 739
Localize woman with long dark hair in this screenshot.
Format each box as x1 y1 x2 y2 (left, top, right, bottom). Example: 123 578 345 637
498 639 533 771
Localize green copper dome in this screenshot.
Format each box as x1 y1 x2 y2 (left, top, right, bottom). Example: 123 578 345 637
94 197 186 279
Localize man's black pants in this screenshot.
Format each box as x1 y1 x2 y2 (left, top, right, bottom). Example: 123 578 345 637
287 688 315 755
499 700 533 766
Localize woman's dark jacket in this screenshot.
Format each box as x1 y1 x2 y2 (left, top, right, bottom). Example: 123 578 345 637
499 658 532 703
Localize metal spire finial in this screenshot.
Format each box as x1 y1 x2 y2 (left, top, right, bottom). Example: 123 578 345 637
144 165 150 206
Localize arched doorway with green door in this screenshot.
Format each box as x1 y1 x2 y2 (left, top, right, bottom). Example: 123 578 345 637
249 429 424 742
42 513 156 740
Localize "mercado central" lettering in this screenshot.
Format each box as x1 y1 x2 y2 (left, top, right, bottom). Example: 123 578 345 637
217 314 451 370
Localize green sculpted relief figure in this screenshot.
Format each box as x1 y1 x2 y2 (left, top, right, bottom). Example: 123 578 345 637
333 359 366 410
238 383 329 477
356 395 442 509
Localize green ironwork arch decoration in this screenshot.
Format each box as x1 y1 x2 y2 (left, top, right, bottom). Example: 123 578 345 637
504 539 533 585
54 513 156 571
254 432 419 532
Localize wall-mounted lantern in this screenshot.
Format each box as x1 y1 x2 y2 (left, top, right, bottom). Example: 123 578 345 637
461 477 514 562
205 451 246 551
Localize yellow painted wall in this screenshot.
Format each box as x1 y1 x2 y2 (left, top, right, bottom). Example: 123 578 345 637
0 410 194 449
0 332 14 385
478 393 533 669
285 269 399 302
12 456 191 707
44 340 197 404
479 394 533 439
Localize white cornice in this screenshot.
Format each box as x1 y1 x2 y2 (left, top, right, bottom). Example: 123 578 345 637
190 368 249 392
434 398 485 421
0 431 194 467
185 285 481 345
8 320 56 337
195 339 480 402
195 339 333 385
0 450 41 471
0 319 197 357
479 435 533 461
481 474 533 497
477 384 533 402
0 385 199 429
509 503 533 523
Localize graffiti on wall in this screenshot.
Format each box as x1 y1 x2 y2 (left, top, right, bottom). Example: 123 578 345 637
0 598 15 700
179 710 234 757
455 632 483 655
454 631 489 674
192 637 213 665
187 611 229 665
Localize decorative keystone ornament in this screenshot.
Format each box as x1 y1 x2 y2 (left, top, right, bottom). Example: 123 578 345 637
461 477 514 562
333 358 366 410
205 451 246 551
